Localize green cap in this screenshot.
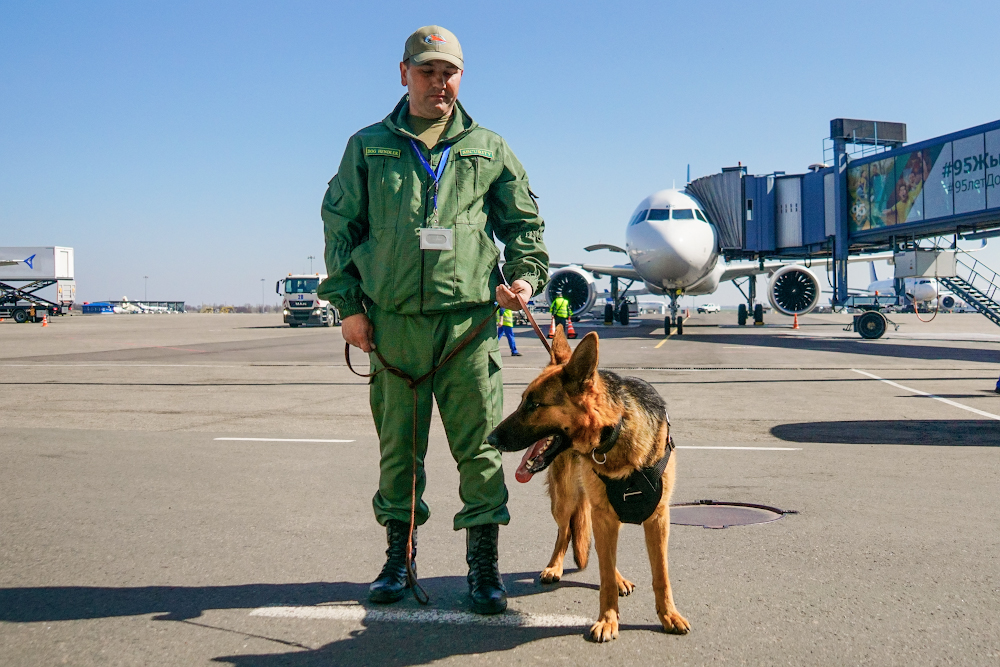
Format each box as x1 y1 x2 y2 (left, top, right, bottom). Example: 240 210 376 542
403 25 463 69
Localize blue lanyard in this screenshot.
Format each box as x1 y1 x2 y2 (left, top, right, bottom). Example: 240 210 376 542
410 139 451 220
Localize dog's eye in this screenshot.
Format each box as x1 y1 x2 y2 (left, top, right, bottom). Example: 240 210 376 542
525 400 540 411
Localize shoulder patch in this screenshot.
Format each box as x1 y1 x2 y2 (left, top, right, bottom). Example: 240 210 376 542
457 148 494 160
365 147 400 158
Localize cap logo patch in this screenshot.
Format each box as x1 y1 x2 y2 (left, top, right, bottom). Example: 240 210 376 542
424 34 447 44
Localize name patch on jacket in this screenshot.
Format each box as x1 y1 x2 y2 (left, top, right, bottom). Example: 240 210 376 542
365 147 401 158
457 148 493 160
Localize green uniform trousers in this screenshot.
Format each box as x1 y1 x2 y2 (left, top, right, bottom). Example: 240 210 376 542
368 303 509 530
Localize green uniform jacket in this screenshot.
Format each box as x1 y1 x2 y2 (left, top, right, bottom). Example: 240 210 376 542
319 95 549 318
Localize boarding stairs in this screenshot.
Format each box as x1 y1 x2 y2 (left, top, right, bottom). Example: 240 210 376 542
938 252 1000 328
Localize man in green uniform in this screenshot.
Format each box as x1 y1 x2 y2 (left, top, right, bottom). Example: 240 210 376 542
550 290 571 330
318 25 547 615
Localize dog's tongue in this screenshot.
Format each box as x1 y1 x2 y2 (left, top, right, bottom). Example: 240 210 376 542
514 437 549 484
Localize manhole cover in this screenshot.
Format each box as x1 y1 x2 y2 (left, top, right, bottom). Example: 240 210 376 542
670 500 796 529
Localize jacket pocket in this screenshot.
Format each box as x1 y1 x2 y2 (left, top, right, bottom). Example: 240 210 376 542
454 226 500 304
351 237 394 308
368 156 406 229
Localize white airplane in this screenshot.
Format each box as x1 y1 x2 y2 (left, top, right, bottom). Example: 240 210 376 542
864 263 937 304
548 189 885 333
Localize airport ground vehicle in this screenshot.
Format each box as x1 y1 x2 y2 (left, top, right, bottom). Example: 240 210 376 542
276 275 340 327
697 303 721 314
1 246 75 323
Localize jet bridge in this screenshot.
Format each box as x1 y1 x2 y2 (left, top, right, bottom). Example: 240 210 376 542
687 118 1000 318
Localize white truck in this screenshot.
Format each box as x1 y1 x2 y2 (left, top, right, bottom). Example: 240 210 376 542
276 274 340 327
697 303 721 314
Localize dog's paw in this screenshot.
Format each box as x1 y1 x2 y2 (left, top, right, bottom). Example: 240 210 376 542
539 566 562 584
589 618 619 643
659 610 691 635
615 572 635 596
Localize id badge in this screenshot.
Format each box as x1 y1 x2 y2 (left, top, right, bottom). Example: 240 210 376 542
418 227 453 251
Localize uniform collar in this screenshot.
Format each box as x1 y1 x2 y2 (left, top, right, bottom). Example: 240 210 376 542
384 94 477 145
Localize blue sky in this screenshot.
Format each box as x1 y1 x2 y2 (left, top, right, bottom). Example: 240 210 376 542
3 1 999 306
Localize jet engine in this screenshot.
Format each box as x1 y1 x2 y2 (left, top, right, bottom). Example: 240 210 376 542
545 266 597 317
941 295 955 309
767 265 821 316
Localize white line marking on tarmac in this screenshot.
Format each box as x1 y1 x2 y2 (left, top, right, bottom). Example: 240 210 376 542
214 437 355 443
676 446 802 450
851 369 1000 421
250 604 591 627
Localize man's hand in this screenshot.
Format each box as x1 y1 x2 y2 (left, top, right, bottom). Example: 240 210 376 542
496 280 532 310
342 313 375 353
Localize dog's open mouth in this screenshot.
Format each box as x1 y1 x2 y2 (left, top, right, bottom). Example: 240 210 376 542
515 433 568 483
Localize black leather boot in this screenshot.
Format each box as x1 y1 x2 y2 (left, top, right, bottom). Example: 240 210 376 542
368 519 414 604
466 524 507 614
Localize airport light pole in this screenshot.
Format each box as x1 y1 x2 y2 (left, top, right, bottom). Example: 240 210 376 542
260 279 265 313
143 276 148 303
307 255 315 273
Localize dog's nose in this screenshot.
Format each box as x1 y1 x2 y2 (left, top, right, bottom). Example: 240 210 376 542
486 430 499 448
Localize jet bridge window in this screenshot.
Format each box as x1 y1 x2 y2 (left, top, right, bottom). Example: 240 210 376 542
647 209 671 221
628 209 649 226
672 209 695 219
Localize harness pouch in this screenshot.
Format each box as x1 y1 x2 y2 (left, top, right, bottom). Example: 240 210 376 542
597 445 672 525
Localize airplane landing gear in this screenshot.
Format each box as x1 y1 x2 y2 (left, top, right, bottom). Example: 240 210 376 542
734 276 763 326
617 302 629 325
664 315 671 335
675 316 684 335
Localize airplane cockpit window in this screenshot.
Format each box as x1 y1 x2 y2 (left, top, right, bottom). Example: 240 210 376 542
647 209 671 221
628 209 649 226
695 210 708 222
672 209 695 219
286 279 320 294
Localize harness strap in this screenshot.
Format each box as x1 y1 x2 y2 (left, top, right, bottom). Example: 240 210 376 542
593 416 625 459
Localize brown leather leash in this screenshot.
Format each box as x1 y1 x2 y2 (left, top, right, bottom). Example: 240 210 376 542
344 292 549 604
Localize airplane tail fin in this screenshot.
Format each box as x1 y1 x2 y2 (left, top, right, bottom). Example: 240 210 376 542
869 262 878 284
24 254 35 269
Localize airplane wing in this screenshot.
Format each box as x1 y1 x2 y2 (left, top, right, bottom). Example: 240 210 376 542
719 251 896 283
550 262 643 280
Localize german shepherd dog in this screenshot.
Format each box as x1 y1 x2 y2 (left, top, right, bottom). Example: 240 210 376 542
487 327 690 642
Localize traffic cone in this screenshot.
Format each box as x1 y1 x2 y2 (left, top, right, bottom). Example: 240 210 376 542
548 319 555 338
792 313 799 329
42 315 49 327
566 319 577 339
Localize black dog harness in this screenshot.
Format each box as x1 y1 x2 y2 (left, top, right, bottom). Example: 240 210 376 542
593 416 675 525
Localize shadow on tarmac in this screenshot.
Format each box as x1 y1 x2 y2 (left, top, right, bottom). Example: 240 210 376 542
0 574 659 664
0 571 599 624
670 333 999 365
772 420 1000 445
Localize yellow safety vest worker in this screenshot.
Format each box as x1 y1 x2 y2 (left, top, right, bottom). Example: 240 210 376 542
496 308 514 327
550 297 571 318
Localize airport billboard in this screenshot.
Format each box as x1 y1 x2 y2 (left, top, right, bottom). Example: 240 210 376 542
848 121 1000 236
0 247 75 281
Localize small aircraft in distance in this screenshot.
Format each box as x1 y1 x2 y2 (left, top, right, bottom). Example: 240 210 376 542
0 253 35 268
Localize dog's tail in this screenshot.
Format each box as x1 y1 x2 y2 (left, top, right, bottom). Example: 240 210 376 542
569 502 592 570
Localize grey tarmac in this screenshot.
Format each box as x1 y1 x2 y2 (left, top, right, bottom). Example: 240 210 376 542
1 311 999 665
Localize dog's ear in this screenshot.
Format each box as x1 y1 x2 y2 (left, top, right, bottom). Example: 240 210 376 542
563 332 599 392
550 325 572 365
